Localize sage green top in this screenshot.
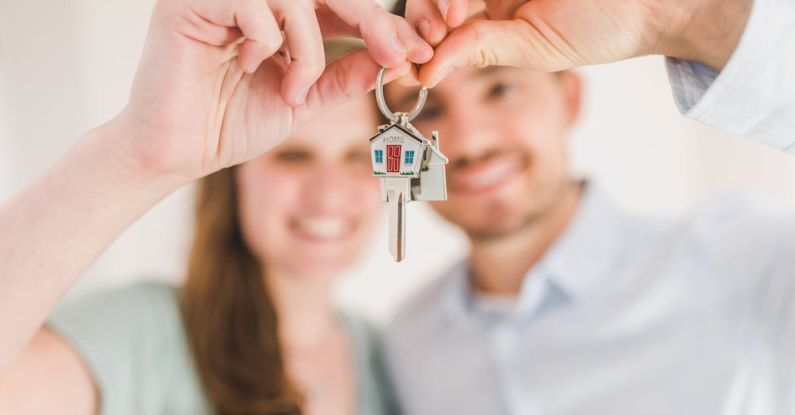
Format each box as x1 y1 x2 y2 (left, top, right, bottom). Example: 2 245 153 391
48 281 395 415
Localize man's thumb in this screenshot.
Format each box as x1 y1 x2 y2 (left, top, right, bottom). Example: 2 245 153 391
418 18 575 87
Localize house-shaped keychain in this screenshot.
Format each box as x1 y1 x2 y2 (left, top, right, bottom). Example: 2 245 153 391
369 67 449 261
369 121 448 203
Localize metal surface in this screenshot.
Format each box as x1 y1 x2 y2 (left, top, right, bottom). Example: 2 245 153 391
384 177 410 262
370 68 449 261
376 67 428 122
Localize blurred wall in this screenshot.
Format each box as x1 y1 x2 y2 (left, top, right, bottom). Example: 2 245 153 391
2 0 795 323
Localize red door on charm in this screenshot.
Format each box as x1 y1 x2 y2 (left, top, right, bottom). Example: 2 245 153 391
386 145 402 173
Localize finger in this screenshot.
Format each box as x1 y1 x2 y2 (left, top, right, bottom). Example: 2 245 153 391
169 8 243 46
272 1 326 106
397 65 422 87
418 19 576 87
237 5 283 73
324 0 433 67
485 0 528 20
315 6 359 38
404 0 449 46
299 49 412 120
393 15 434 64
190 0 283 71
439 0 470 28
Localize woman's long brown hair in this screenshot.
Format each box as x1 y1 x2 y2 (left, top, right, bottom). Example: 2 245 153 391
180 39 367 415
181 168 302 415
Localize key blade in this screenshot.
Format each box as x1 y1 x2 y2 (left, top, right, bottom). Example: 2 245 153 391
387 189 406 262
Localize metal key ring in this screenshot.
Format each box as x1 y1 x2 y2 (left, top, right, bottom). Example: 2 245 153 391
375 67 427 123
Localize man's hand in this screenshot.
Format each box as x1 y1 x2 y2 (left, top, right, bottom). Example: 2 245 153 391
405 0 752 87
113 0 433 183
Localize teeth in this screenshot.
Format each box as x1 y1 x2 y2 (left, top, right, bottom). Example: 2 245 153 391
457 158 521 192
294 217 350 239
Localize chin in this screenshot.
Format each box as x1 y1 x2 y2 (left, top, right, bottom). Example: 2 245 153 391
281 256 351 280
439 195 540 238
283 239 362 276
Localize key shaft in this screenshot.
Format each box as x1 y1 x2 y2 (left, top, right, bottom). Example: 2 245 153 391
383 177 412 261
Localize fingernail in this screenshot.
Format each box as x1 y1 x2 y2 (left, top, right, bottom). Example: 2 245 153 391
389 34 406 54
293 87 309 105
417 19 432 40
432 66 454 86
438 0 451 20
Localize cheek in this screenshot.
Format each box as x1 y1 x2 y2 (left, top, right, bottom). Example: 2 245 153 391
237 165 305 251
508 96 570 162
347 173 383 230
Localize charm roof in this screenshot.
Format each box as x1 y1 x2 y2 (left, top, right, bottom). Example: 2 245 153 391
369 123 430 145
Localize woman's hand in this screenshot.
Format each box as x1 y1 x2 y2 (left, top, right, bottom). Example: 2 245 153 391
0 0 433 375
404 0 751 87
114 0 433 183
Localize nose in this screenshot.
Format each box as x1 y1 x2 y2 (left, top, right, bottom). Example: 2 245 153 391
299 162 357 213
441 101 501 164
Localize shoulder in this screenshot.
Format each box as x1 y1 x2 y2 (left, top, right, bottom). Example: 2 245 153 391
52 281 180 329
47 281 203 414
337 311 399 415
48 280 185 361
634 193 795 294
382 262 465 349
338 311 379 354
682 193 795 256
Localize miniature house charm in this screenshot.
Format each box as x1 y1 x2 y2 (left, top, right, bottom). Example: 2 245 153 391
370 68 449 262
369 119 448 202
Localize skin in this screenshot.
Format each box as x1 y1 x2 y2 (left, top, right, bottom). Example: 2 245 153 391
238 95 382 415
386 66 583 294
0 0 430 374
0 0 758 396
404 0 754 86
0 95 382 415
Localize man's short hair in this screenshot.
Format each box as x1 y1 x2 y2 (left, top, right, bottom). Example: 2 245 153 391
391 0 408 17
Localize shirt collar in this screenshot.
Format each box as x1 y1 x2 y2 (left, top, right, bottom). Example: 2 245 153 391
438 183 631 325
535 183 630 302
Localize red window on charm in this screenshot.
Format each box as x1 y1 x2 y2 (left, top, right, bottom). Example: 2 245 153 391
387 145 402 172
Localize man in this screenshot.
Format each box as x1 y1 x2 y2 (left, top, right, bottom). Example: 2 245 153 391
380 1 795 414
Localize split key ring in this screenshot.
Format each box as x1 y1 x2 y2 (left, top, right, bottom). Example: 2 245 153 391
375 67 428 123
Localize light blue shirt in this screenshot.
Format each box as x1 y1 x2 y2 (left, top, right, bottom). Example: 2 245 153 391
49 282 396 415
665 0 795 151
382 186 795 415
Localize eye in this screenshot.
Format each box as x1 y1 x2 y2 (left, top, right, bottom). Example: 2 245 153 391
486 81 514 100
413 106 443 122
347 149 372 168
273 148 311 163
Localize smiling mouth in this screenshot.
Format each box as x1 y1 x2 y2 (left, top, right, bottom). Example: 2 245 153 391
447 152 528 196
290 217 354 242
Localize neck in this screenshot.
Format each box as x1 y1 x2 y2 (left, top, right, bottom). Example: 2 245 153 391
469 182 583 296
265 268 339 349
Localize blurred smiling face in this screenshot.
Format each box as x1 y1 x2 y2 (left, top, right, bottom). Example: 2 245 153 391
236 95 381 277
386 67 582 239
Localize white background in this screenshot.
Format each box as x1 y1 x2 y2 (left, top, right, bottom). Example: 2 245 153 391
2 0 795 323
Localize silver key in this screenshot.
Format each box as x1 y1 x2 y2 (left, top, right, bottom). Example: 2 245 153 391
370 68 448 261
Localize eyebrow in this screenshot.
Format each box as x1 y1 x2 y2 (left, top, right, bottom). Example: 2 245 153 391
392 67 508 108
394 87 427 111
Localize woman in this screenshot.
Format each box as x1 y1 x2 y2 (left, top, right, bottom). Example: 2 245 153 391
0 0 435 411
0 36 398 415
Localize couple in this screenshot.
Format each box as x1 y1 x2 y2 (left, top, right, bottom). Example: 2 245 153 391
1 0 794 414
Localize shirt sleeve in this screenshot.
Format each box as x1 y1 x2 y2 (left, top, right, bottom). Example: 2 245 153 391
47 282 184 415
665 0 795 152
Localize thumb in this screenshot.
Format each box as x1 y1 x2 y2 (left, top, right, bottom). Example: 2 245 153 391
417 18 578 87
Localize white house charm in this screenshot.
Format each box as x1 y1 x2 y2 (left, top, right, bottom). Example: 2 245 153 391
370 67 449 262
